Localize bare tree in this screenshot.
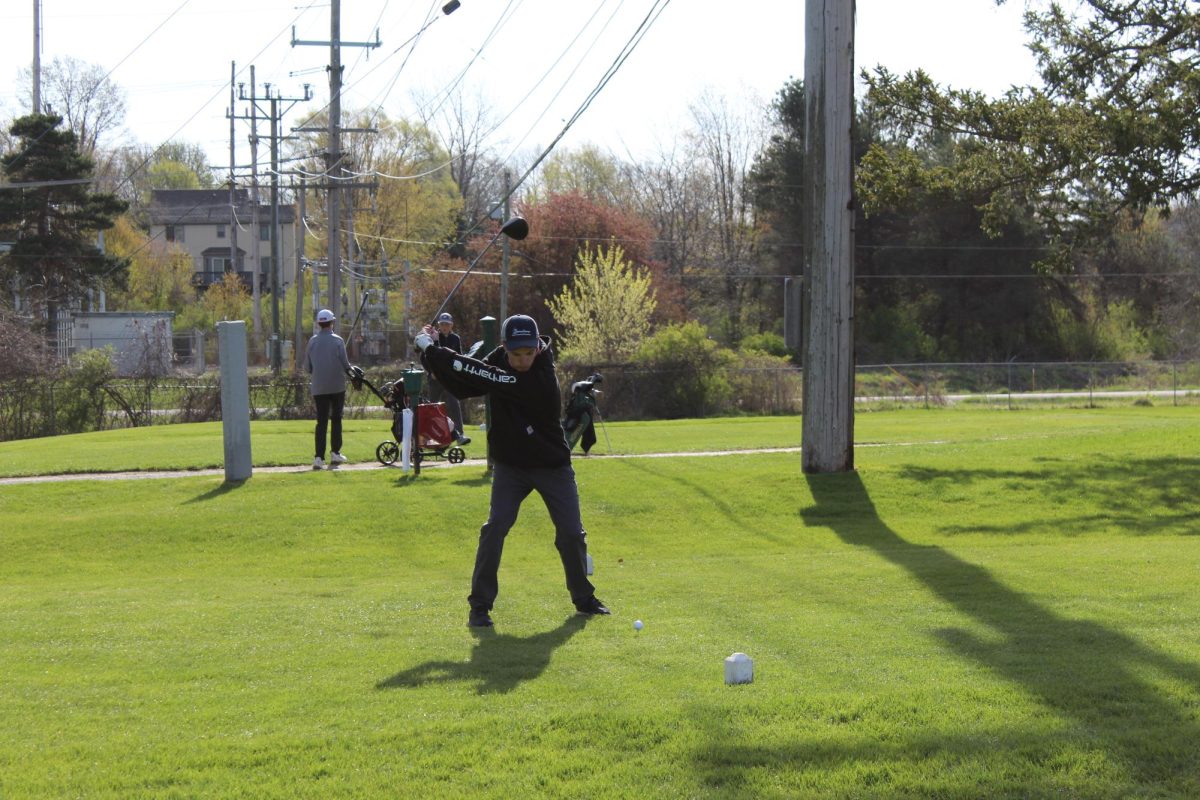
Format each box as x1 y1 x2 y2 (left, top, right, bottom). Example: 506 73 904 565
414 85 507 244
20 56 126 157
622 139 709 282
684 89 769 345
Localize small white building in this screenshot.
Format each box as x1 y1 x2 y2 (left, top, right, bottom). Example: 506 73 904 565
69 311 175 376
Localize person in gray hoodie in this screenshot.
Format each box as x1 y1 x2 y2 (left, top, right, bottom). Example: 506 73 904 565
305 308 353 469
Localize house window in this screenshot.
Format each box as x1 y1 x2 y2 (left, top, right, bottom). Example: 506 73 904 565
165 225 175 242
261 256 272 275
206 256 231 273
216 224 226 239
165 224 184 242
259 223 271 242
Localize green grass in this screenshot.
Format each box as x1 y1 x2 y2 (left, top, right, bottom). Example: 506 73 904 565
3 407 1200 797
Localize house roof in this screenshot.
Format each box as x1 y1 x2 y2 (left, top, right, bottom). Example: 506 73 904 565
148 189 295 226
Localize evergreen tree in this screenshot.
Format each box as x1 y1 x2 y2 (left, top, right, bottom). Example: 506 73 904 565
0 113 128 323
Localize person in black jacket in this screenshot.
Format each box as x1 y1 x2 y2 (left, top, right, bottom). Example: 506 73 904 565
415 313 610 628
428 312 470 445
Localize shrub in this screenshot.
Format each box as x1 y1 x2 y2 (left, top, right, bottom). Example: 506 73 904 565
54 347 117 434
634 322 737 418
740 331 791 358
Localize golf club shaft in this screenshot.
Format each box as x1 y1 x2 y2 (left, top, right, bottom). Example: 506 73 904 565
429 226 506 326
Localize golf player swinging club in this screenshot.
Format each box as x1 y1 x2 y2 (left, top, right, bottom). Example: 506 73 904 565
414 227 610 627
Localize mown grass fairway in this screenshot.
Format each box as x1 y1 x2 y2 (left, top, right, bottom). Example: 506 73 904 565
2 407 1199 798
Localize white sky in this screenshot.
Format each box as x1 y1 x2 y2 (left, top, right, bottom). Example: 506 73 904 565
0 0 1040 171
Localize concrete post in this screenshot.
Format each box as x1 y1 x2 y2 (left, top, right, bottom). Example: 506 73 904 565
217 321 253 482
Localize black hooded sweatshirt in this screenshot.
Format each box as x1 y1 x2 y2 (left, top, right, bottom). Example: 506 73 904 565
420 335 571 469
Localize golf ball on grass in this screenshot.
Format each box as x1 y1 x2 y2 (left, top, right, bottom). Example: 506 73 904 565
633 619 643 631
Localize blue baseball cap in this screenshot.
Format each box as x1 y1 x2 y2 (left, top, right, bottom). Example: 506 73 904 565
502 314 540 350
435 312 453 323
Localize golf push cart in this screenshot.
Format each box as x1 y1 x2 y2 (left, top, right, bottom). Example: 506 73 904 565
349 366 467 473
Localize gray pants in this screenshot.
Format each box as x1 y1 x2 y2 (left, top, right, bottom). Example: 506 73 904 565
468 461 595 612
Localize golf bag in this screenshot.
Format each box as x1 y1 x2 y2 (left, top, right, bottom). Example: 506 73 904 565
563 373 602 454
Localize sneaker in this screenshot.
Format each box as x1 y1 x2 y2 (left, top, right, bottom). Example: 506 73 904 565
312 457 325 470
468 609 494 628
456 434 472 446
575 596 611 617
331 452 349 465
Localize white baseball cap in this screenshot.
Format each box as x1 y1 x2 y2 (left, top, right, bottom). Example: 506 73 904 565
316 309 336 323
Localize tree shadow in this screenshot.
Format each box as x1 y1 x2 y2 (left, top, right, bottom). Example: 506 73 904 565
786 470 1200 790
376 615 588 695
611 459 794 546
900 457 1200 538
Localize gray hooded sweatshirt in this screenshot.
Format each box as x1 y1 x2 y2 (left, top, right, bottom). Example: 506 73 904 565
305 328 351 395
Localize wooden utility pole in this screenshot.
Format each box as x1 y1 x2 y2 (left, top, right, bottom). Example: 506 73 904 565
249 65 263 344
327 0 343 315
293 178 306 373
228 62 240 290
801 0 856 473
32 0 41 113
291 1 380 315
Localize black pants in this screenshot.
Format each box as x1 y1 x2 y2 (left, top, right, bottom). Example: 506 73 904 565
313 391 345 458
469 462 595 612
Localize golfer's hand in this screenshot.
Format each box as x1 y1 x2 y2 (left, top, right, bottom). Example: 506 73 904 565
414 331 435 352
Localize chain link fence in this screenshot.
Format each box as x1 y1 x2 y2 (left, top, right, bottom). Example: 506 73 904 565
2 361 1198 442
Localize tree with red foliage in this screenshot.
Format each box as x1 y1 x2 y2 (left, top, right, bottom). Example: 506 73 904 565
514 192 684 336
408 192 685 351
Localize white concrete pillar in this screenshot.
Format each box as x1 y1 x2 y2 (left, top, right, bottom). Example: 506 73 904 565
217 321 253 482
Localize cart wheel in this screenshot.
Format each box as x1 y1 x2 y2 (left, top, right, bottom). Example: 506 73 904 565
448 447 466 464
377 440 400 465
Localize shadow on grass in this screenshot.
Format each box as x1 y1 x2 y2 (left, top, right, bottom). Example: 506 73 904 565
376 615 588 695
610 458 794 546
391 468 492 489
184 479 248 503
690 470 1200 796
901 457 1200 537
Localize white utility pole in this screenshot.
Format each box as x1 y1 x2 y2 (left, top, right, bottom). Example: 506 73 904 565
801 0 856 473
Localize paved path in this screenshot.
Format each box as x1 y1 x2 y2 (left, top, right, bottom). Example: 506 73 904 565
0 448 818 486
0 441 980 486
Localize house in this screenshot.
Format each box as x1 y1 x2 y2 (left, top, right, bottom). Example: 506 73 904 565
147 189 297 292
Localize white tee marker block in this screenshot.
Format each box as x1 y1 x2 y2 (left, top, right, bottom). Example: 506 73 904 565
724 652 754 685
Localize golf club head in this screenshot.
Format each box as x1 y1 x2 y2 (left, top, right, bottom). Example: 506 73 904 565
500 216 529 241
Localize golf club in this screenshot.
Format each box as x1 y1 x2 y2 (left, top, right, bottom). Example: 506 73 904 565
430 216 529 325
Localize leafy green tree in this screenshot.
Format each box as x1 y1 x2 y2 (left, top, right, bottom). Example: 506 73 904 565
0 113 129 325
547 243 657 363
202 272 252 327
862 0 1200 257
752 79 1055 361
106 216 195 313
532 145 629 206
107 141 217 217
